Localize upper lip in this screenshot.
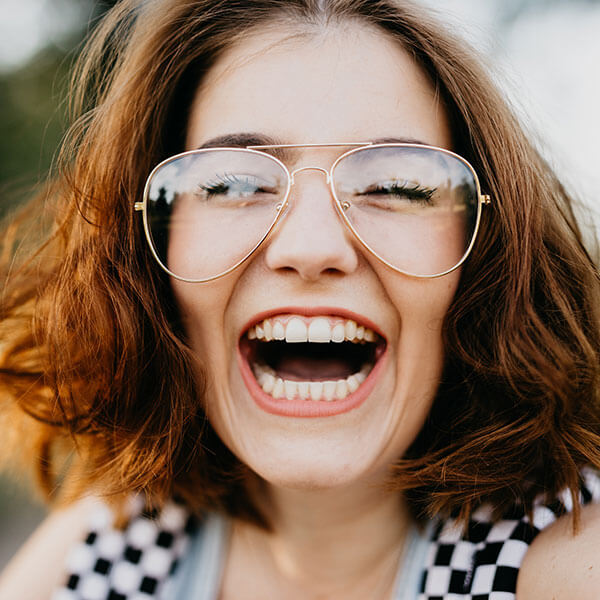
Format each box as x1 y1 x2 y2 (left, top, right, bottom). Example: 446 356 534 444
239 306 386 341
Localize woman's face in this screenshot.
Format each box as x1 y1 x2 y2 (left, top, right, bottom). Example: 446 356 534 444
174 23 457 490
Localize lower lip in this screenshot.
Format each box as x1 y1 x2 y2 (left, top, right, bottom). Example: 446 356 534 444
236 344 387 418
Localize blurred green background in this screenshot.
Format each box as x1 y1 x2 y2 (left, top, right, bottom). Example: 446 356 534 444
1 0 599 574
0 1 118 222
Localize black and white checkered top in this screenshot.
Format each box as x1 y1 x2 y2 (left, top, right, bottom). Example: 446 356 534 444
52 468 600 600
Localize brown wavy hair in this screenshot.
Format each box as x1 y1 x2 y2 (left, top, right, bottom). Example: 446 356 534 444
1 0 600 528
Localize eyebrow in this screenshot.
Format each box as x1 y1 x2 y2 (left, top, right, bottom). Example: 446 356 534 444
197 132 283 149
196 133 436 160
371 136 432 146
197 133 290 160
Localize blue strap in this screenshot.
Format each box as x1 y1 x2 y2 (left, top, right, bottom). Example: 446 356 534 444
168 513 229 600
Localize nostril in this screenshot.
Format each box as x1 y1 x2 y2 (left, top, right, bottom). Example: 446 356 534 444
262 177 359 279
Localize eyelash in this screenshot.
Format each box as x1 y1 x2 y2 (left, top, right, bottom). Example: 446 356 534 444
198 173 279 200
199 173 247 196
361 182 436 204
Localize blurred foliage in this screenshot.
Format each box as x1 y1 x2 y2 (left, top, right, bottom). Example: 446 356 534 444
0 0 119 220
0 47 71 219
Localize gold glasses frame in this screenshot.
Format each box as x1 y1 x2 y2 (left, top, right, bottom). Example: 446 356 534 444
135 142 491 283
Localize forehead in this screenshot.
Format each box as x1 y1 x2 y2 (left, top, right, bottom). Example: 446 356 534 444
185 22 451 152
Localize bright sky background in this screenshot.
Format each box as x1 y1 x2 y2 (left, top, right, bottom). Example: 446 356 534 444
0 0 89 71
1 0 599 209
418 0 600 218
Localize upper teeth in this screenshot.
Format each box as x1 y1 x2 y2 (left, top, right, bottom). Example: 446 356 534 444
247 316 376 343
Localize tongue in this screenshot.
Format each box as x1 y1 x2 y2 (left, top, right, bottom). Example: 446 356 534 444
275 356 354 381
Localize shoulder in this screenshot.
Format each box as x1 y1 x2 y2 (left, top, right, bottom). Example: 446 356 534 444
0 496 100 600
516 501 600 599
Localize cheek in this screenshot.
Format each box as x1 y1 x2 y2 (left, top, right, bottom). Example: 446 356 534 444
171 282 237 433
384 280 456 459
170 278 233 361
166 194 276 282
388 272 460 404
402 271 459 321
348 211 469 278
166 208 227 281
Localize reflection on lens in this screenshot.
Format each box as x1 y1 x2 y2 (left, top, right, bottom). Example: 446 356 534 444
333 145 480 277
143 145 482 281
145 149 288 281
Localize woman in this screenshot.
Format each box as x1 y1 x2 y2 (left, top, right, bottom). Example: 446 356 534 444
1 0 599 598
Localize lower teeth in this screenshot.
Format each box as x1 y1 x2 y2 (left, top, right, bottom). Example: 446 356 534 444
252 363 371 402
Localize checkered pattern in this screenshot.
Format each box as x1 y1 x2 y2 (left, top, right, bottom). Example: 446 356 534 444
53 469 599 599
51 497 198 600
419 468 600 599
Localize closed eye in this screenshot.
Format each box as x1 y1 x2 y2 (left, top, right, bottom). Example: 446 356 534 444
198 173 278 199
359 180 436 203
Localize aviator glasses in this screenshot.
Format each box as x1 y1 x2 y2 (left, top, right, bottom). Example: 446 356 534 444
136 143 491 282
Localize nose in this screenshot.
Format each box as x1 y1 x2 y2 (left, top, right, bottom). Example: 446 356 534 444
263 170 359 281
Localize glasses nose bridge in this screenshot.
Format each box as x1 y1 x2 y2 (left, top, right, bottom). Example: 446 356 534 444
289 165 332 186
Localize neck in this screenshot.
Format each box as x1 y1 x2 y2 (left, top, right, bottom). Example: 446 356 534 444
227 478 412 600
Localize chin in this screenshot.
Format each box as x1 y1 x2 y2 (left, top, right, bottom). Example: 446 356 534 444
255 462 366 492
232 432 386 492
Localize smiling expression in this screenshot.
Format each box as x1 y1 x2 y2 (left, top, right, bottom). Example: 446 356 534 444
172 22 459 490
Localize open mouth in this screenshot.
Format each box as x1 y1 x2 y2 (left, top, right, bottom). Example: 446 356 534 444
239 315 386 403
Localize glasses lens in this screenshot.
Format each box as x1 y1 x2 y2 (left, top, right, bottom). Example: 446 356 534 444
145 149 288 280
333 145 480 277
